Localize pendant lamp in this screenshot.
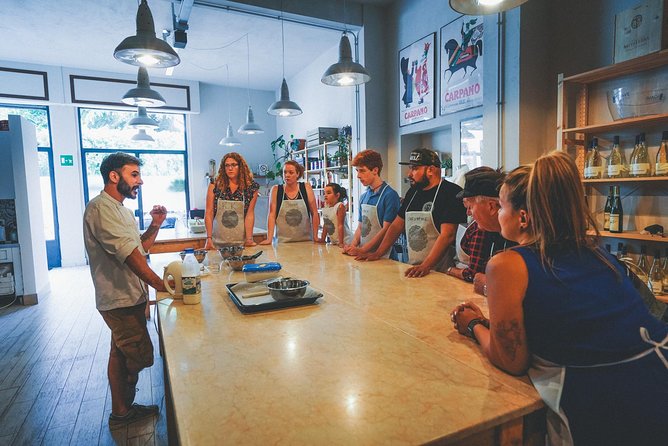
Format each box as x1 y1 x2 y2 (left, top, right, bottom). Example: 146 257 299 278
114 0 180 68
122 67 166 107
219 65 242 147
238 35 264 134
449 0 530 15
267 9 302 117
131 129 155 142
129 107 159 129
322 32 371 86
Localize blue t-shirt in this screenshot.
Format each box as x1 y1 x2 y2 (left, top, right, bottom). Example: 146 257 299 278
358 182 401 225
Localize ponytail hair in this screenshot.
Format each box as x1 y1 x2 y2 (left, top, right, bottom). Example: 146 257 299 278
326 182 347 203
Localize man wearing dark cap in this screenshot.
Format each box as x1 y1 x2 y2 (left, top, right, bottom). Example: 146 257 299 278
452 168 514 294
357 148 467 278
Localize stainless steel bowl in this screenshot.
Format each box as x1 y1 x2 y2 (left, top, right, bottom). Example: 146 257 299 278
217 244 245 259
266 279 309 301
179 249 207 263
226 255 257 271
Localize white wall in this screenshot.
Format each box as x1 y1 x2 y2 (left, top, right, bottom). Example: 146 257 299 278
189 83 277 210
275 43 356 143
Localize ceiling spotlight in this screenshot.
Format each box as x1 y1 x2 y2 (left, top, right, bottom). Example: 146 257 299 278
128 107 159 129
122 67 166 107
114 0 180 68
219 122 242 147
131 129 155 142
449 0 530 15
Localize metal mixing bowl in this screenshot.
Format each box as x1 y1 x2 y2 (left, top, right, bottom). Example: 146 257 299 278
217 244 245 259
226 255 257 271
179 249 207 263
266 279 309 301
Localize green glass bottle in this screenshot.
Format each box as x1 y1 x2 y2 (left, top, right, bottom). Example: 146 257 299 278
608 185 623 234
603 185 613 231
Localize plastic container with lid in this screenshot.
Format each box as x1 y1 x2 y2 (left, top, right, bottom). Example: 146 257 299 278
242 262 282 283
181 248 201 304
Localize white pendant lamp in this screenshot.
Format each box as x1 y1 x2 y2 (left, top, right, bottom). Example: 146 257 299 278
122 67 166 107
114 0 180 68
129 107 159 129
238 35 264 134
322 32 371 86
131 129 155 142
267 9 302 117
219 65 242 147
449 0 530 15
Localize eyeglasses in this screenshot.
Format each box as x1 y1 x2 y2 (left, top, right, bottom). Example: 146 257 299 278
224 163 239 169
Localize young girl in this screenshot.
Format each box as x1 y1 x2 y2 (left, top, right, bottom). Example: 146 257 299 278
318 183 352 247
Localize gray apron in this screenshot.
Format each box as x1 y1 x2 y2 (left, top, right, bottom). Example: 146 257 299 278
321 202 351 245
276 188 312 243
528 328 668 446
360 184 390 259
405 181 451 270
212 195 245 246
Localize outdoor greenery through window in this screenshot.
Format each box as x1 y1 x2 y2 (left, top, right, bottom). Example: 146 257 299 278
79 108 189 230
0 105 50 147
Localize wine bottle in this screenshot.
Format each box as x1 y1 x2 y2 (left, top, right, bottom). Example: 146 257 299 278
584 138 602 179
607 136 627 178
637 245 649 284
630 133 650 177
655 130 668 176
662 248 668 293
648 250 665 295
603 185 613 231
608 185 623 233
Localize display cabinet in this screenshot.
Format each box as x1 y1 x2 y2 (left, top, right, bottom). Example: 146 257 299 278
557 50 668 246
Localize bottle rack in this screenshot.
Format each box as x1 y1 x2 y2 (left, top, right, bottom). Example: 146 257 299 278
557 50 668 245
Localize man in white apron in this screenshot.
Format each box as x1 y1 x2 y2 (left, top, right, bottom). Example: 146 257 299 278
452 169 514 294
357 149 467 278
446 168 512 287
343 150 401 258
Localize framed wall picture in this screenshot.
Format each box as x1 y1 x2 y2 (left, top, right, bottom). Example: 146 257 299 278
399 33 435 126
440 16 484 115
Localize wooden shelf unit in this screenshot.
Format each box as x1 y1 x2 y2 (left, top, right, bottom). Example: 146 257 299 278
558 51 668 252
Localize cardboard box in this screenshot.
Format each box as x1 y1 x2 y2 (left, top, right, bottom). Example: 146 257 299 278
306 127 338 147
614 0 668 63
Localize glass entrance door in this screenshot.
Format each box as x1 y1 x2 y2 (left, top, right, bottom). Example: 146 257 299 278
38 149 61 268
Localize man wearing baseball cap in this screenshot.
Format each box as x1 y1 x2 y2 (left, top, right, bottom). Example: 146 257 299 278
451 168 514 295
357 148 467 278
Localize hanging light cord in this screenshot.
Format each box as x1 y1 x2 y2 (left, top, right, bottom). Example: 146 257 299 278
246 34 251 105
281 8 285 79
343 0 348 33
225 64 232 123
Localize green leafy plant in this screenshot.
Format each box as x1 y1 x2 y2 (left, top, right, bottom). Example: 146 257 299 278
333 125 352 164
168 178 185 192
266 134 296 180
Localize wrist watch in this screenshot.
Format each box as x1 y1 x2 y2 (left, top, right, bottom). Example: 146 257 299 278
467 318 490 343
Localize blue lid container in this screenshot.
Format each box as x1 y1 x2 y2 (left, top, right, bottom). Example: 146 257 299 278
242 262 282 272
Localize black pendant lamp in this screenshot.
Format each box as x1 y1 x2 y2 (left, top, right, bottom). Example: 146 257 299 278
322 32 370 86
122 67 166 107
267 8 302 117
449 0 530 15
114 0 180 68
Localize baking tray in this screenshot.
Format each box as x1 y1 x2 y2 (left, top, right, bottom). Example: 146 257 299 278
226 282 323 313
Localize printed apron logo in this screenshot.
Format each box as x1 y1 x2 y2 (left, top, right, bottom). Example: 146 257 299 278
323 217 335 235
361 215 372 237
408 225 428 252
286 209 303 227
222 210 239 228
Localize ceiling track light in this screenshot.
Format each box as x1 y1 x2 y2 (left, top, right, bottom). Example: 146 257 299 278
129 106 159 129
268 4 302 117
131 129 155 142
122 67 166 107
114 0 180 67
449 0 530 15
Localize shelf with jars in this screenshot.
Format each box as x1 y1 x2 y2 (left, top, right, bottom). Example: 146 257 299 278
558 50 668 247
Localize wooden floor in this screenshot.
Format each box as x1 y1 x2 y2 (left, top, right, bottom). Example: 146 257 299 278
0 266 168 446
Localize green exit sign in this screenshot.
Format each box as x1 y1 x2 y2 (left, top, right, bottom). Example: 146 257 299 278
60 155 74 167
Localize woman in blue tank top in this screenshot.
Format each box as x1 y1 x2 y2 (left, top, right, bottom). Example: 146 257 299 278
451 153 667 446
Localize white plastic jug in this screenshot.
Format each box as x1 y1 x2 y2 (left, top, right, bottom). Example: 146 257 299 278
163 260 183 298
181 249 201 305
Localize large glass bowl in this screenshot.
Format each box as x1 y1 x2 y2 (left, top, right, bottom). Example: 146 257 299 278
607 87 667 120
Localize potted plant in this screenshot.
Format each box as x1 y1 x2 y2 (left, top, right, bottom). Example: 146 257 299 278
333 125 352 166
266 134 302 180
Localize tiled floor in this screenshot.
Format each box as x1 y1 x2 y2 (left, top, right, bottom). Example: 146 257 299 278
0 266 168 445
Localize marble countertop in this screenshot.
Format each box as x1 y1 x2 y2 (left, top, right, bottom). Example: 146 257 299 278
153 243 542 445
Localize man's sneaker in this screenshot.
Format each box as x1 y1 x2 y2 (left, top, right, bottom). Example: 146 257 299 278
109 404 159 428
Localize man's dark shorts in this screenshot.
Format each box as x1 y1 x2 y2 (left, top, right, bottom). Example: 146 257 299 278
99 301 154 372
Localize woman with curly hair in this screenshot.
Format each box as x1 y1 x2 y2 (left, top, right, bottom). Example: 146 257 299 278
205 152 260 248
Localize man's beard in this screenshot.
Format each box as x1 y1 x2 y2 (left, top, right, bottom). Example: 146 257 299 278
413 175 429 190
117 177 138 199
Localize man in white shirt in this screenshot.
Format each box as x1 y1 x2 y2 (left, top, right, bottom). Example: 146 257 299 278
83 152 167 427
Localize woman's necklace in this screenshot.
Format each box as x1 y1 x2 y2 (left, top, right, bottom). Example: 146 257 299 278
284 183 299 200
